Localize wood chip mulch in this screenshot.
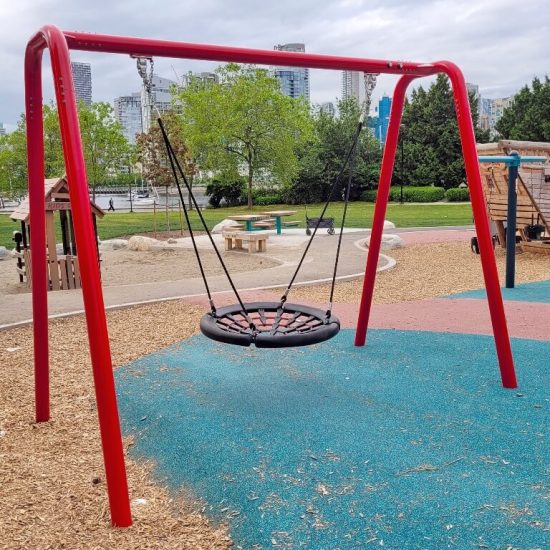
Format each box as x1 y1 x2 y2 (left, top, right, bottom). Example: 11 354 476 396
291 242 550 304
0 302 230 549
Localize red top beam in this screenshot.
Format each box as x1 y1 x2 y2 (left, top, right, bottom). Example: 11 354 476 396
63 30 435 76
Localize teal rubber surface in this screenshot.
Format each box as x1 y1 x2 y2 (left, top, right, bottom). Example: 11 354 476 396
116 329 549 549
448 279 550 303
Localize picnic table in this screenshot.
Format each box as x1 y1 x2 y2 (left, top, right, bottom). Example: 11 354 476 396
261 210 298 235
226 214 267 232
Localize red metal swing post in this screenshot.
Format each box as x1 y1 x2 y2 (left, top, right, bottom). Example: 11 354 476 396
354 63 517 389
24 26 517 528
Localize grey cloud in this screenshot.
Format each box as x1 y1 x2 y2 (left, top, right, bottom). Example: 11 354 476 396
0 0 548 128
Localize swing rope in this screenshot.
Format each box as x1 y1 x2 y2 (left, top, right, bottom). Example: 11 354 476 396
278 115 364 315
151 70 375 348
157 118 256 329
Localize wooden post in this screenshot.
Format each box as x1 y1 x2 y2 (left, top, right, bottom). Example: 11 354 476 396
165 189 170 234
45 211 59 290
68 211 77 256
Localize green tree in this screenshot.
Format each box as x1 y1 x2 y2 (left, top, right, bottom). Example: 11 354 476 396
291 98 381 203
78 101 130 200
136 111 193 204
0 118 28 201
0 102 131 201
399 75 489 188
175 64 313 208
496 76 550 141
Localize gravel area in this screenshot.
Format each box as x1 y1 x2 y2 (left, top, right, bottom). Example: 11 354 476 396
0 301 230 549
291 242 550 304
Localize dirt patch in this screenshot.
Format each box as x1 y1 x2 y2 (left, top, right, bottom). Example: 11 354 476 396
0 245 278 294
100 247 278 287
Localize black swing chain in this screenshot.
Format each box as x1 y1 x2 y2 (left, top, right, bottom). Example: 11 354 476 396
157 118 257 331
278 117 364 318
327 119 361 316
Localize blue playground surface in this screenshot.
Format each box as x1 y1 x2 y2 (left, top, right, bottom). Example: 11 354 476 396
116 329 549 549
449 279 550 303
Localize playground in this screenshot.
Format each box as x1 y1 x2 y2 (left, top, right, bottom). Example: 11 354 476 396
1 24 549 550
1 231 549 548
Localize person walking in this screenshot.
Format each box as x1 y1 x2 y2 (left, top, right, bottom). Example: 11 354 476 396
108 198 116 212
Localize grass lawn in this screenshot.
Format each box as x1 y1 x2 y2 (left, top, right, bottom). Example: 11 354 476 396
0 202 473 248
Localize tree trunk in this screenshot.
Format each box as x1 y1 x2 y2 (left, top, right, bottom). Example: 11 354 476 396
247 163 253 209
188 173 194 210
165 186 170 233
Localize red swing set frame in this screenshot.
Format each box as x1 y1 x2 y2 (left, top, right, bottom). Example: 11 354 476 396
24 25 517 527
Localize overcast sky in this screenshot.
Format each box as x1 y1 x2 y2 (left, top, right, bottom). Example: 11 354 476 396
1 0 548 132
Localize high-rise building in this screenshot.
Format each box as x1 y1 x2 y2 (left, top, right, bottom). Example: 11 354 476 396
491 97 513 128
368 96 392 144
319 102 336 117
113 93 142 144
71 62 92 106
273 43 310 101
342 71 363 103
0 122 6 136
181 71 219 88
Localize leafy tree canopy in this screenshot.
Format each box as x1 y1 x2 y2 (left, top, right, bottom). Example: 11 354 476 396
0 101 131 202
399 74 489 188
290 98 381 204
137 111 190 188
174 63 314 207
495 76 550 141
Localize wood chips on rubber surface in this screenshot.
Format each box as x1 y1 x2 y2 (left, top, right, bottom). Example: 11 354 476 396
1 241 549 548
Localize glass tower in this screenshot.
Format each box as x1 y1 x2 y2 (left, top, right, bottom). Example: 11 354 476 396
273 43 310 102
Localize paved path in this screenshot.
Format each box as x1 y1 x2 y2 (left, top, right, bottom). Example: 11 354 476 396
0 229 383 327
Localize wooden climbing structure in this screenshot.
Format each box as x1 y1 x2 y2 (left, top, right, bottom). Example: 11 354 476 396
10 176 104 290
477 140 550 254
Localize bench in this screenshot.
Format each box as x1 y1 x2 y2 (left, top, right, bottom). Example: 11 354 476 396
282 220 300 227
223 230 269 253
253 218 275 229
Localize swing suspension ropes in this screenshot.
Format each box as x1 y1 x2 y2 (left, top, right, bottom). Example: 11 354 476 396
145 57 377 347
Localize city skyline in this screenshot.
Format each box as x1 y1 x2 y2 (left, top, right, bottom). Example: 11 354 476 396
1 1 547 131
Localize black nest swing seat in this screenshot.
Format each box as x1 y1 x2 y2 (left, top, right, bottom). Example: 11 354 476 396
200 302 340 348
158 114 364 349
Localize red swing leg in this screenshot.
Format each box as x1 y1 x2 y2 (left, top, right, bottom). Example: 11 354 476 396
355 65 517 389
438 61 516 388
355 75 413 346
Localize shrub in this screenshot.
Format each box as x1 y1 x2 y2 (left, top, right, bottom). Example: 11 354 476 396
246 187 284 206
360 189 378 202
361 186 445 203
206 178 246 207
445 187 470 202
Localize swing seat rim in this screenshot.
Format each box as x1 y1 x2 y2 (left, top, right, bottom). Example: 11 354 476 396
200 301 340 348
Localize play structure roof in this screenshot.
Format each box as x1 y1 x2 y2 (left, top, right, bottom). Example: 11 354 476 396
10 176 105 222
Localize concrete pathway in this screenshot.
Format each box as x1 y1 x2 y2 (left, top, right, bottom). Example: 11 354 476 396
0 229 385 327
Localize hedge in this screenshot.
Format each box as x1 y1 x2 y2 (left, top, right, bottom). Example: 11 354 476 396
360 186 445 203
445 187 470 202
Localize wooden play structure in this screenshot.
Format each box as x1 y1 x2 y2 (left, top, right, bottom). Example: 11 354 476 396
10 176 104 290
477 140 550 255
